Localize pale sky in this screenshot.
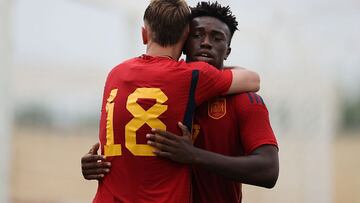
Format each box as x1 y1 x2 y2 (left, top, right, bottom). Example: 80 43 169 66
10 0 360 97
7 0 360 129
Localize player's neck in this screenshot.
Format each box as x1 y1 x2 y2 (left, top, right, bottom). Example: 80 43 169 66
146 42 183 61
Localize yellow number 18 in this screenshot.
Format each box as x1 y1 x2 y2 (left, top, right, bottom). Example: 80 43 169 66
104 88 168 157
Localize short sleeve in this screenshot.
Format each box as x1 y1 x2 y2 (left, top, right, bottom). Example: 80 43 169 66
189 62 232 105
235 93 278 155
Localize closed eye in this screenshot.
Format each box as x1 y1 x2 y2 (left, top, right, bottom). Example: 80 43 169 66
214 37 224 41
192 33 201 38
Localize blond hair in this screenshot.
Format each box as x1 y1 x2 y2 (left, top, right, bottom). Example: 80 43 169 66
144 0 190 46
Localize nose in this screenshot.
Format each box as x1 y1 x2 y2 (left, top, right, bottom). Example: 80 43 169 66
200 35 212 49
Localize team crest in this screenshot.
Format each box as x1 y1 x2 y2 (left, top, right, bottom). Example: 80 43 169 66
208 98 226 119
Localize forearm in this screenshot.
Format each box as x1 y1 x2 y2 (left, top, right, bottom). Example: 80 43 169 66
192 145 278 188
227 68 260 94
146 127 279 188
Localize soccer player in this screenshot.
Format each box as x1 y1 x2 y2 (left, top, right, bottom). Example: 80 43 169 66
147 2 279 202
92 0 260 202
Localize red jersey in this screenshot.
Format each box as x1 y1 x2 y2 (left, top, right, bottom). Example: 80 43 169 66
94 55 233 203
192 92 278 203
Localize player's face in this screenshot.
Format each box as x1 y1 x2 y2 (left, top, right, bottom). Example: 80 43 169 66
184 16 231 69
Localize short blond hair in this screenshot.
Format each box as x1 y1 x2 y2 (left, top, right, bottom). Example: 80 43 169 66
144 0 190 46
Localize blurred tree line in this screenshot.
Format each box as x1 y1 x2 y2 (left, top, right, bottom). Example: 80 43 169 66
13 96 360 135
14 103 98 130
342 96 360 132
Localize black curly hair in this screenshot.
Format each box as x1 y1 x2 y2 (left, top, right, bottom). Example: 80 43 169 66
190 1 238 39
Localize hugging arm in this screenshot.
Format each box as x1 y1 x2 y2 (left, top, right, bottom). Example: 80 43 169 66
227 68 260 94
147 123 279 188
81 143 111 180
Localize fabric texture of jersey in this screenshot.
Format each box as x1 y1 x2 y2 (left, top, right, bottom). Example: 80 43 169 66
192 92 278 203
94 55 233 203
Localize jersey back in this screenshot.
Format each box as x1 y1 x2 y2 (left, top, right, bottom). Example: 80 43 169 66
95 55 232 203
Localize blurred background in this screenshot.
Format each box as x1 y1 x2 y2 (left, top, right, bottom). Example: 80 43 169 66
0 0 359 202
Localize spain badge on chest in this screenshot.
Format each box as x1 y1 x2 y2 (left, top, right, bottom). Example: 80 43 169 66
208 98 226 119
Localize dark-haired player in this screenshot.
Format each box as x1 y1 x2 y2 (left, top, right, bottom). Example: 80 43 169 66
92 0 261 202
146 2 279 202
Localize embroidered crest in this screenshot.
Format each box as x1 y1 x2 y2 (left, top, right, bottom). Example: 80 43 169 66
208 98 226 119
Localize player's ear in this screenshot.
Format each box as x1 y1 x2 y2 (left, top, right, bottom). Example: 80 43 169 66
142 26 148 45
224 47 231 60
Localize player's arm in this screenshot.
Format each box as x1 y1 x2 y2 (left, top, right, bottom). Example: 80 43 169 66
186 143 278 189
147 125 278 188
196 64 260 103
227 68 260 94
81 143 111 180
148 94 278 188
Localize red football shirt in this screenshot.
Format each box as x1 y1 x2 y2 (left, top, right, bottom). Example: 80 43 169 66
94 55 233 203
192 92 278 203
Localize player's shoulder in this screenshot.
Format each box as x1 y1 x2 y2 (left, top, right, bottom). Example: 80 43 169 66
232 92 267 107
105 57 138 81
117 57 139 67
186 61 217 71
110 57 139 71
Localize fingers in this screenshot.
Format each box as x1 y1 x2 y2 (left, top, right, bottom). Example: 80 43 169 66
147 140 174 153
151 128 178 140
178 122 191 138
146 133 177 146
81 154 106 164
81 154 111 181
82 166 109 180
88 142 100 155
82 160 111 170
82 166 110 175
84 174 106 180
82 166 110 176
153 150 173 159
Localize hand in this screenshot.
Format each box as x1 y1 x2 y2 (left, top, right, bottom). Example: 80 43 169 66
146 122 198 164
81 142 111 180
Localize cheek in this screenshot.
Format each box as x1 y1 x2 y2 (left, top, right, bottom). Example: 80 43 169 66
216 47 228 59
